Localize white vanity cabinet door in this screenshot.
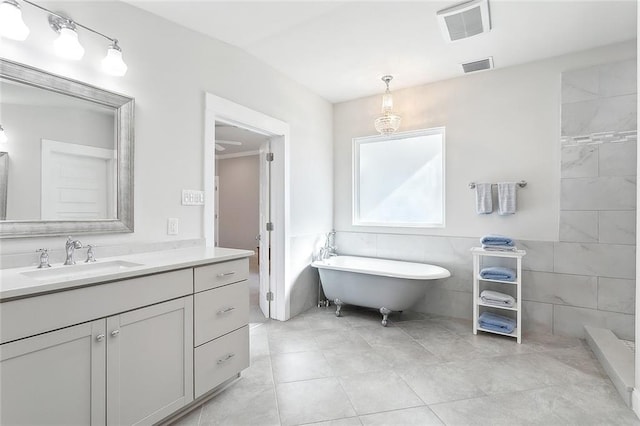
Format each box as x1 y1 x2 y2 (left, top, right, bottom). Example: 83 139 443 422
0 319 107 426
107 296 194 426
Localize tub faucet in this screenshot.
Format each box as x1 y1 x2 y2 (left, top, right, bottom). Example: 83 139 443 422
64 236 83 265
320 230 337 260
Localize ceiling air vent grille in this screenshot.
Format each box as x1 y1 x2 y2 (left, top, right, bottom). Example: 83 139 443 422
462 57 494 74
437 0 491 42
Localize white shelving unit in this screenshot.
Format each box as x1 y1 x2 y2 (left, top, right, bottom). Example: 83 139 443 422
472 247 526 343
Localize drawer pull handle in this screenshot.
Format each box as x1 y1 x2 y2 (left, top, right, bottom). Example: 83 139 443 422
217 271 236 278
96 334 105 342
217 353 235 365
217 307 236 315
111 330 120 337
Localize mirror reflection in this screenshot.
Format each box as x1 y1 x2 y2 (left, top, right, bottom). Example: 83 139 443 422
1 78 117 221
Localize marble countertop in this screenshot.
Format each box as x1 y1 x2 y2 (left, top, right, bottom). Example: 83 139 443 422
0 246 253 301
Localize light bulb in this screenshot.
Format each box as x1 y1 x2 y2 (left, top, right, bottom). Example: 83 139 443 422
0 0 29 41
381 90 393 113
53 26 84 60
102 43 127 76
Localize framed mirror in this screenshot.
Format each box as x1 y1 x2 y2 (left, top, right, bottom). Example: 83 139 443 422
0 58 134 238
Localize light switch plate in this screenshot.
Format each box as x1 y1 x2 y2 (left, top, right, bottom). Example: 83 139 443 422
182 189 205 206
167 218 179 235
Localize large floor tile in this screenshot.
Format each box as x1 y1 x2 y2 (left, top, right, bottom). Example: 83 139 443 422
323 348 390 376
370 340 440 369
359 406 443 425
272 351 333 383
313 329 372 353
268 330 319 354
276 377 356 426
397 363 486 404
338 370 424 415
199 383 280 426
354 325 413 346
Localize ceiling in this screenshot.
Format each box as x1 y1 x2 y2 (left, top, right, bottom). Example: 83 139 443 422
215 123 269 156
126 1 637 104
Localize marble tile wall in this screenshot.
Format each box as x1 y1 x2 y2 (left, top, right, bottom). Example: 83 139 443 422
328 59 637 341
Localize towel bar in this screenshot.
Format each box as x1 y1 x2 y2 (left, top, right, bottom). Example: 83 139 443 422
468 181 527 189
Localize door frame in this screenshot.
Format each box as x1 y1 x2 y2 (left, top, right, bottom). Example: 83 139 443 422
204 93 290 321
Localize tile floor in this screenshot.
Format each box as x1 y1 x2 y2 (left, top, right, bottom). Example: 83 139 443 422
173 257 639 426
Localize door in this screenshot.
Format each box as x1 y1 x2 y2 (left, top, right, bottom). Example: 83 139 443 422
0 319 106 426
214 176 220 246
41 139 116 220
107 297 193 426
258 139 272 318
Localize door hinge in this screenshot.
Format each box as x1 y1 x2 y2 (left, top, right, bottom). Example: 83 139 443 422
266 291 274 301
266 152 274 162
266 222 274 231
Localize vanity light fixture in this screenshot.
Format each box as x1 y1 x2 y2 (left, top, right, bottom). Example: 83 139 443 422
49 15 84 60
101 40 127 77
0 0 29 40
374 75 401 134
0 0 128 76
0 125 8 144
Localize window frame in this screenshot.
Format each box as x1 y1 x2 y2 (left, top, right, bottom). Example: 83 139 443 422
352 127 446 228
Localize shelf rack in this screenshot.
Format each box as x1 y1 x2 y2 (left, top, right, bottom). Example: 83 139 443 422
471 247 526 343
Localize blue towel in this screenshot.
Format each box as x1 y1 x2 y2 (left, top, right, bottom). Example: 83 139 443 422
480 234 514 247
480 266 516 281
478 312 516 334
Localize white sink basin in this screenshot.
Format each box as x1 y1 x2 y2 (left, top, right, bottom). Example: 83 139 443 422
21 260 144 281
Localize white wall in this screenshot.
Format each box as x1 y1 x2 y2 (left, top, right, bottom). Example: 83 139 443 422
0 0 333 281
334 41 636 241
217 155 259 251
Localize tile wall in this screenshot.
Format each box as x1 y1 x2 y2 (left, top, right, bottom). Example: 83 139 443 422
332 59 637 340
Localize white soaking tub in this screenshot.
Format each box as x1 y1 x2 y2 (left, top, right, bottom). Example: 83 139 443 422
311 255 450 326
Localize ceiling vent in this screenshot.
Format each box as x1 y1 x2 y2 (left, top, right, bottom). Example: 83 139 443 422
437 0 491 42
461 57 494 73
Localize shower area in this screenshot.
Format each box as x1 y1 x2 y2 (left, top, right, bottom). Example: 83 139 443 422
560 58 637 405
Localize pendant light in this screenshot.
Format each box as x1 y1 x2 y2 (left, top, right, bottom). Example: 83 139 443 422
102 40 128 76
49 15 84 60
374 75 401 134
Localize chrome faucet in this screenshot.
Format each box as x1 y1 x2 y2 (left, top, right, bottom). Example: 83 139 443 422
64 236 83 265
36 249 51 268
85 245 96 263
320 230 337 260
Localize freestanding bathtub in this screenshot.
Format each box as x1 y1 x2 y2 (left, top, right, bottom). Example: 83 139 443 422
311 255 451 326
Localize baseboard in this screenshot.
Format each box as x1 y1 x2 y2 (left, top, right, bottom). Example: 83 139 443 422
632 389 640 419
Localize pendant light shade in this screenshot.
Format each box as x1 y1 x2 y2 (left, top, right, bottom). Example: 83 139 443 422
102 41 127 76
0 0 30 41
53 25 84 60
374 75 401 134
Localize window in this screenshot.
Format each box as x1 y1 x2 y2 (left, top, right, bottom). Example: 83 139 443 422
352 128 445 227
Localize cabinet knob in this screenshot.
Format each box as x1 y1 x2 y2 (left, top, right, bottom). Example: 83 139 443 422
216 353 235 365
216 271 236 278
111 330 120 337
96 334 105 342
216 306 235 315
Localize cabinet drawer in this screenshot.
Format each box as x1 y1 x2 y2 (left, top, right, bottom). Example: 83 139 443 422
194 258 249 293
194 326 249 398
194 281 249 346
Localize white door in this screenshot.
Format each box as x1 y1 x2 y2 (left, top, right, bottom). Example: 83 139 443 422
107 297 193 426
41 139 115 220
258 140 271 318
0 319 106 426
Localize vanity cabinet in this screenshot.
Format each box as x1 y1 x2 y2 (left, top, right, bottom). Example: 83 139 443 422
0 296 193 426
193 258 250 398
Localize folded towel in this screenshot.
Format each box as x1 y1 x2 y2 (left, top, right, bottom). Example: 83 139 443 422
480 266 516 281
478 312 516 334
480 234 514 247
475 183 493 214
482 245 517 252
498 182 516 215
480 290 515 307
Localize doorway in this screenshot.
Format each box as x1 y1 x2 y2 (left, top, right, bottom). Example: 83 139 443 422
214 123 270 322
204 92 290 322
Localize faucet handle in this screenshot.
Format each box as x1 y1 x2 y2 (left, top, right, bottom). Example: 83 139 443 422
36 249 51 269
85 245 97 263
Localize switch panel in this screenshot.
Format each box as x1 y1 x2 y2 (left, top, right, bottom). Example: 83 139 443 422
182 190 205 206
167 218 179 235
